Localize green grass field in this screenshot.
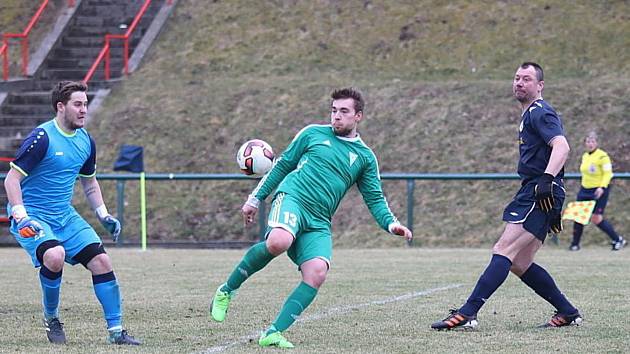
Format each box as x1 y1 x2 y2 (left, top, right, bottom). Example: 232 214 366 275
1 246 629 353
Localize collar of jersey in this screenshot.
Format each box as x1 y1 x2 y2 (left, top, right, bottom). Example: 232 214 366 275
53 118 77 137
329 125 361 142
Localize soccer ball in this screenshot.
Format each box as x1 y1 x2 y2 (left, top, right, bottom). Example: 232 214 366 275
236 139 275 175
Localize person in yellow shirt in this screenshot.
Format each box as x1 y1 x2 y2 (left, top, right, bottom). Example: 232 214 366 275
570 132 626 251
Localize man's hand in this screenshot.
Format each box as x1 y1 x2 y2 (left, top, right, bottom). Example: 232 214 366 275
242 203 258 226
389 223 413 242
99 215 121 242
549 208 563 234
535 173 555 212
16 217 43 238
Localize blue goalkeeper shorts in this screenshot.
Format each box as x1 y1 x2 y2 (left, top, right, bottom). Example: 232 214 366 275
11 211 102 268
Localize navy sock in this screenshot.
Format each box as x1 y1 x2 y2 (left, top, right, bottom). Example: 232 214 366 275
596 220 620 242
459 254 512 317
571 222 583 246
519 263 577 315
92 271 122 331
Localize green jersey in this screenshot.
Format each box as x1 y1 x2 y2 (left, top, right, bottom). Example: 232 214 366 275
251 124 399 231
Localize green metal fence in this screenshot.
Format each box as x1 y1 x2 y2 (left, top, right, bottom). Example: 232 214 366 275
95 172 630 242
2 172 629 246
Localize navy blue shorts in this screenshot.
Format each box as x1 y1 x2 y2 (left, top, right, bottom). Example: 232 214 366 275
502 179 565 241
576 186 610 215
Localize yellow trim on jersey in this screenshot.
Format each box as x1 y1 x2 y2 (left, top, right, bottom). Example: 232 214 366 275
9 162 28 177
580 148 613 188
53 118 77 137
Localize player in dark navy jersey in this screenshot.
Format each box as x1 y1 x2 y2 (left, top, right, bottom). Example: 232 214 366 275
3 81 140 345
431 62 582 330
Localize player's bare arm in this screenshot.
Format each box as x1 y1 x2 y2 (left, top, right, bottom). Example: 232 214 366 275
80 176 106 210
4 168 25 208
545 135 570 176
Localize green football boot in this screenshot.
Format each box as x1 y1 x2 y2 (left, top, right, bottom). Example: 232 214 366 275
211 284 233 322
258 331 294 348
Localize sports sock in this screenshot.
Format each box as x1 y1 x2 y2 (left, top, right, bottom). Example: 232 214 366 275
571 222 583 246
222 242 275 293
596 220 620 242
39 266 62 320
267 281 318 334
519 263 577 315
92 271 122 331
459 254 512 317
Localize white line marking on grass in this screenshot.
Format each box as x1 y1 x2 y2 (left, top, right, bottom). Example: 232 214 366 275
197 283 461 354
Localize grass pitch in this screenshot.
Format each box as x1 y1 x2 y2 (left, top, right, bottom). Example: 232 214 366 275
1 246 629 353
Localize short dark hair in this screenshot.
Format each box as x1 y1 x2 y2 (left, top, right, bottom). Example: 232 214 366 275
520 62 544 81
331 87 364 114
585 131 598 141
51 81 87 112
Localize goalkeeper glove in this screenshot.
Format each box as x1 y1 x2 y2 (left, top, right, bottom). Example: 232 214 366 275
11 205 43 238
16 217 43 238
549 208 563 234
100 215 121 242
535 173 555 213
96 205 121 242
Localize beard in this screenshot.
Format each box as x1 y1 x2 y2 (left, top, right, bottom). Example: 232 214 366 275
333 125 354 137
63 115 84 130
514 90 531 103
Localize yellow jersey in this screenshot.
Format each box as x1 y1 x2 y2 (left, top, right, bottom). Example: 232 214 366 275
580 148 613 188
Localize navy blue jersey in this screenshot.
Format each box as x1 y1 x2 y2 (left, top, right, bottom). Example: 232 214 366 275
8 119 96 227
517 99 564 182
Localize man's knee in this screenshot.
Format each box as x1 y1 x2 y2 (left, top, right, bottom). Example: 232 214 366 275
510 260 532 277
73 243 111 273
36 240 64 271
591 214 603 225
87 253 113 274
301 258 329 288
266 229 293 255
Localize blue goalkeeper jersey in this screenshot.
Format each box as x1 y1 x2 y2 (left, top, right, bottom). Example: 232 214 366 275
8 119 96 228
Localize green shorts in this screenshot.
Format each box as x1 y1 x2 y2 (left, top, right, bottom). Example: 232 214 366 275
267 192 332 267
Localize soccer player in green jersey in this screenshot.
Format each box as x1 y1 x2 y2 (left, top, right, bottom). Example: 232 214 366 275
211 87 413 348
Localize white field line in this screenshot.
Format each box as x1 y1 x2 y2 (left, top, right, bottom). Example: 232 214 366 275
197 283 462 354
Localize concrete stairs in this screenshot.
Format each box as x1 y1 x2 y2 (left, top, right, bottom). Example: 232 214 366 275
0 0 170 235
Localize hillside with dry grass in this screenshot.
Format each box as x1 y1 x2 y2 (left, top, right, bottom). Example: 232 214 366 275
52 1 630 246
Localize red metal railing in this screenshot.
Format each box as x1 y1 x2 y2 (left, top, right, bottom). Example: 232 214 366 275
1 0 75 81
0 157 14 222
84 0 159 83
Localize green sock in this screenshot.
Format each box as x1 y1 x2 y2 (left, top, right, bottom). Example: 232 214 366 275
222 242 274 293
268 281 318 334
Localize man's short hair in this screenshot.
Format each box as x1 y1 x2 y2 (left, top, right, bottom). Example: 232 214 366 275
51 81 87 112
520 62 544 81
331 87 364 114
585 131 598 141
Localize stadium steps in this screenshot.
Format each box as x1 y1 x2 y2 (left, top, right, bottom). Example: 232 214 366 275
0 0 171 240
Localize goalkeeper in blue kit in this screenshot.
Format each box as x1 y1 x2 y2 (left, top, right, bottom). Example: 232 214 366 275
3 81 140 345
211 87 413 348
